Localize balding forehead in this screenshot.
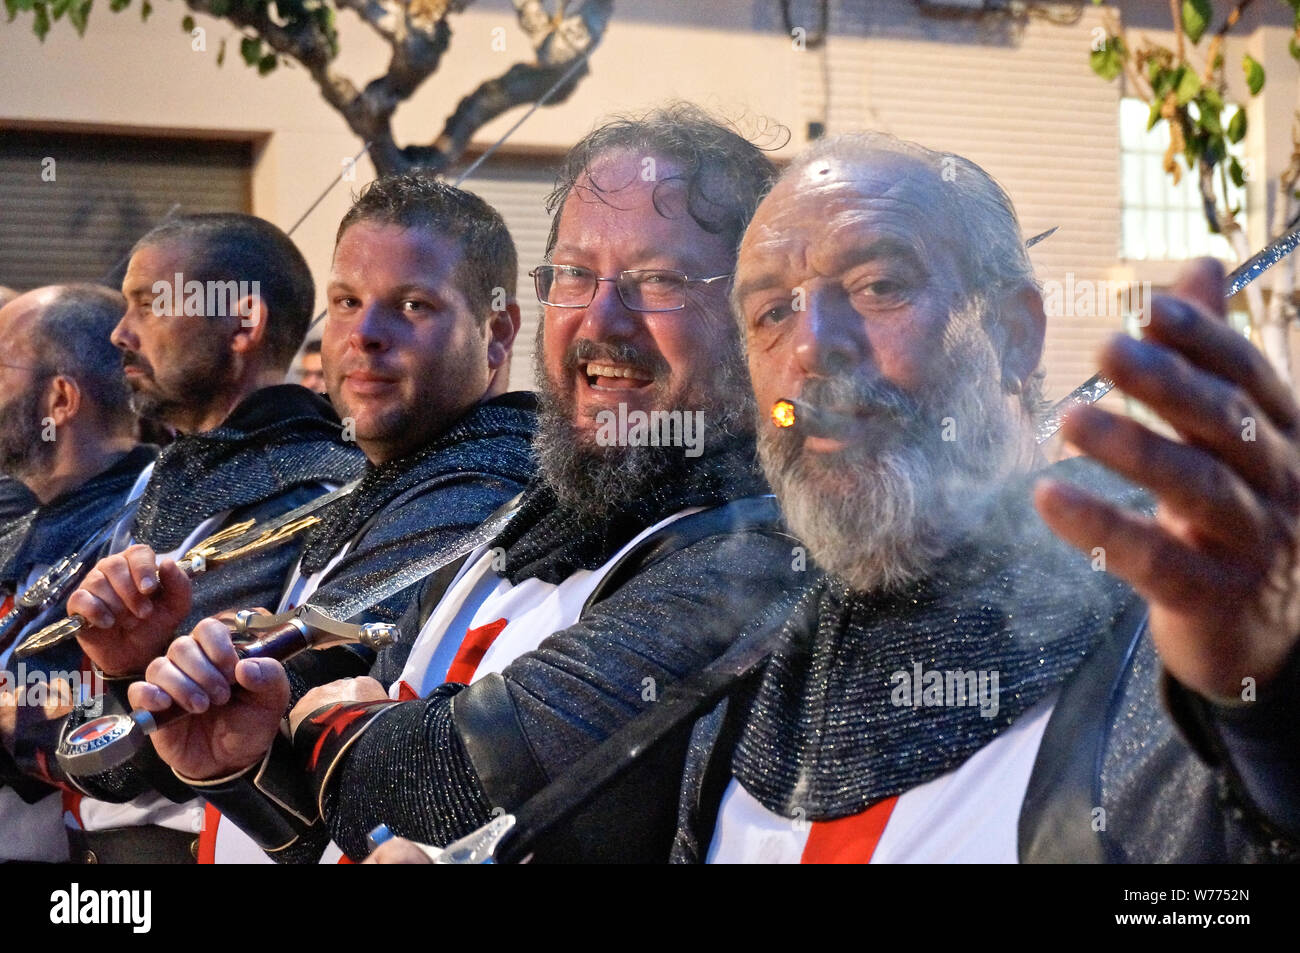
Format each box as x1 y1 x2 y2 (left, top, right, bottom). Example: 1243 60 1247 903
0 286 60 328
745 159 942 254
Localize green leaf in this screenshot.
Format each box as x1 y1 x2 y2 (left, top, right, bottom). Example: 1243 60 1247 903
1201 85 1223 113
257 52 277 74
67 0 89 32
49 0 70 20
1227 107 1247 143
1152 65 1176 98
240 35 261 65
1176 66 1201 104
208 0 228 12
1182 0 1211 46
32 1 49 38
181 13 194 30
1229 157 1245 188
1089 38 1124 82
1198 100 1223 136
1148 99 1163 131
1243 54 1265 96
216 35 226 65
1290 35 1300 61
108 0 129 10
139 0 149 18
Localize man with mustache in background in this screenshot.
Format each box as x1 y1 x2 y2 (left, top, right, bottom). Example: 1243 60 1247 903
0 285 155 862
43 214 363 863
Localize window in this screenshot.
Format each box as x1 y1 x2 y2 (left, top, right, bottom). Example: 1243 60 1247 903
1119 97 1245 261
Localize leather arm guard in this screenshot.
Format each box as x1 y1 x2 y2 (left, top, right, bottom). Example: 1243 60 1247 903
1162 644 1300 858
178 731 329 863
179 698 400 863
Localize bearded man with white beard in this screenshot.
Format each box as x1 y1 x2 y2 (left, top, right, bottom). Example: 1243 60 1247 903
671 132 1300 863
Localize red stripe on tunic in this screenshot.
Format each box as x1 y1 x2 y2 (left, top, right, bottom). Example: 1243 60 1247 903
197 803 221 864
800 796 899 864
445 618 508 684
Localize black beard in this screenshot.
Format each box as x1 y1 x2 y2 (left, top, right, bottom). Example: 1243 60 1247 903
530 317 756 519
532 378 697 521
0 378 55 481
123 336 234 428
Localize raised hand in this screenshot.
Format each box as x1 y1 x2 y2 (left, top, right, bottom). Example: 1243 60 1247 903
1036 258 1300 705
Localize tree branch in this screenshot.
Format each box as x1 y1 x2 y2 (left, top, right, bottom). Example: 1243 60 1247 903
397 0 611 171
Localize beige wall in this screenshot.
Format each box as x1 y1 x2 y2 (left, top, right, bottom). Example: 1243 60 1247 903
3 0 1297 399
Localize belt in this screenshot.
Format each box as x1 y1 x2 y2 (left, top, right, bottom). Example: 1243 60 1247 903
67 825 199 864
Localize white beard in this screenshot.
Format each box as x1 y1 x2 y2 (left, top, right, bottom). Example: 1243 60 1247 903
760 319 1019 593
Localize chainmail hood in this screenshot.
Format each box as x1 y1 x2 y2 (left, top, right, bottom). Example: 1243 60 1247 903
731 456 1148 820
0 445 158 589
495 430 770 586
132 384 365 552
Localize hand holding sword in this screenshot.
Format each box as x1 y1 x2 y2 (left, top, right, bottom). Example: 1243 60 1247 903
15 479 361 664
59 604 396 781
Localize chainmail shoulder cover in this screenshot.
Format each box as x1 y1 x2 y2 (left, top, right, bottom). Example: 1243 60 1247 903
322 434 805 859
0 445 158 591
722 456 1147 823
0 445 158 799
281 393 536 699
0 478 37 525
131 384 365 552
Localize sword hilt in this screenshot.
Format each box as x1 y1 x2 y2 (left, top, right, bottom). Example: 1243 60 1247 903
56 609 397 778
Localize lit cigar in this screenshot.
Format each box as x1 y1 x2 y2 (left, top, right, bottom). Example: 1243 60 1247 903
770 397 841 438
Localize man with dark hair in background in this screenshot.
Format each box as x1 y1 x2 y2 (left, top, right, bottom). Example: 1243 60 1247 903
134 104 806 863
297 339 325 395
0 286 39 522
34 213 365 863
0 284 156 861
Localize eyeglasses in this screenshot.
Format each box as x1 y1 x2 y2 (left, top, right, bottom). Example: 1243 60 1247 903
530 265 732 313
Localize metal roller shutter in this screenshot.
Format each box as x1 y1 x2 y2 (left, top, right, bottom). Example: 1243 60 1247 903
0 128 252 293
453 153 563 394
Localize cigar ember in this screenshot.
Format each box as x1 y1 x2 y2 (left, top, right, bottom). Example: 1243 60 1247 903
771 399 797 429
770 397 840 438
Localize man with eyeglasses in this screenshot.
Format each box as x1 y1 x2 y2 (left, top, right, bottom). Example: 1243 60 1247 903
134 104 806 863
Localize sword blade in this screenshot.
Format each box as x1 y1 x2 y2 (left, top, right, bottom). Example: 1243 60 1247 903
1036 222 1300 444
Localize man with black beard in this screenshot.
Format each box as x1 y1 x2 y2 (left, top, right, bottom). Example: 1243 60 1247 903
133 105 804 863
41 214 363 863
0 285 156 861
669 132 1300 863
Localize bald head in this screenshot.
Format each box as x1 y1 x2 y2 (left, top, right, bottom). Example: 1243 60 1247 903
0 284 133 422
755 133 1036 302
0 286 18 309
736 133 1050 591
